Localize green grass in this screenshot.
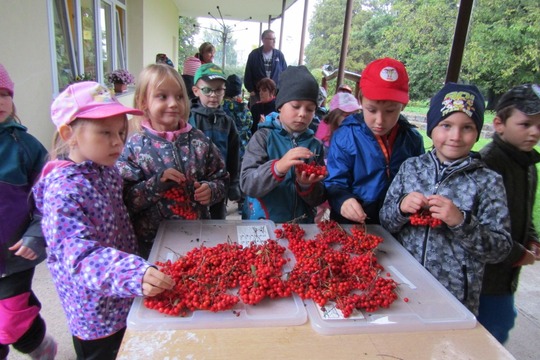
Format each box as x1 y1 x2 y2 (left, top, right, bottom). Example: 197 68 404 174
411 111 540 228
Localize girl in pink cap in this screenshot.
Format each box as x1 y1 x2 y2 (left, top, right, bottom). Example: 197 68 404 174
315 92 362 152
32 81 175 359
0 63 56 359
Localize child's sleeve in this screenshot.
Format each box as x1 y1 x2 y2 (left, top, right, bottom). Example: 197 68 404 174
451 171 512 263
116 140 172 214
240 129 284 198
44 186 150 297
324 134 359 214
201 140 229 205
226 119 241 200
379 163 412 233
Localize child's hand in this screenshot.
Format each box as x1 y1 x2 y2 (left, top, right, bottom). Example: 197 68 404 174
340 198 367 223
295 168 326 186
193 181 211 205
276 147 315 175
142 267 175 297
514 250 536 266
160 168 186 184
427 195 463 227
259 114 265 123
8 240 38 260
400 192 428 214
527 242 540 260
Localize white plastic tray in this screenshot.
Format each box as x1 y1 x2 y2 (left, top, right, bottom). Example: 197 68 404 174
127 220 307 330
296 224 476 335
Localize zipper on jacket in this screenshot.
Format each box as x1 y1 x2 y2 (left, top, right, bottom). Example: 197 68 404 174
290 135 299 215
461 264 468 302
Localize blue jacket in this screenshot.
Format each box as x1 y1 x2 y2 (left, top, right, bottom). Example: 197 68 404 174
0 118 48 276
243 47 287 93
324 113 424 223
240 115 326 223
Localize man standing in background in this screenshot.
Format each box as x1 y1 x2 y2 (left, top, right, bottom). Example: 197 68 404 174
244 30 287 107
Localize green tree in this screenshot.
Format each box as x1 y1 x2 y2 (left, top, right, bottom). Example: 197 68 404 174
200 25 240 70
305 0 366 71
376 0 458 100
178 16 199 71
462 0 540 108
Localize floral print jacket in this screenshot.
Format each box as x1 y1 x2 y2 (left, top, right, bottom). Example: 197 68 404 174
117 126 228 247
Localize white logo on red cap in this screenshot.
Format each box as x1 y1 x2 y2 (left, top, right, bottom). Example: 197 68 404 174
379 67 398 82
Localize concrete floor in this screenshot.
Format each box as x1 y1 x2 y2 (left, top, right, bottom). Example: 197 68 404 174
8 204 540 359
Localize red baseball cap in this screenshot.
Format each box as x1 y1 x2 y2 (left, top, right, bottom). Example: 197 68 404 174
359 58 409 104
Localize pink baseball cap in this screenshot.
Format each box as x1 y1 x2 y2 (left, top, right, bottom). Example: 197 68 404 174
0 63 15 97
51 81 143 129
359 57 409 104
329 92 362 112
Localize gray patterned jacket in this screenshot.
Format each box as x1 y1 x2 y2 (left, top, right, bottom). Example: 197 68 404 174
379 150 512 315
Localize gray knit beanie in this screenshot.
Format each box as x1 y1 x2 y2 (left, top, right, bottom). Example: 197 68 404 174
275 66 319 110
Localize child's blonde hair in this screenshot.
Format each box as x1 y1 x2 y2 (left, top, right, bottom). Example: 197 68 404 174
50 117 128 160
132 64 190 132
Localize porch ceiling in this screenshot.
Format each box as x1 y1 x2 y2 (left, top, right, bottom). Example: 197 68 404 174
173 0 298 24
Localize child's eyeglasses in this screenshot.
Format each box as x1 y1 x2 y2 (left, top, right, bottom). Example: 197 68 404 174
198 87 226 96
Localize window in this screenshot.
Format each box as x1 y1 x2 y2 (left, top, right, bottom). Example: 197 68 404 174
50 0 127 92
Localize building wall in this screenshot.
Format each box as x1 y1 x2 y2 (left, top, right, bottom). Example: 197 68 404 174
0 0 180 149
0 0 55 148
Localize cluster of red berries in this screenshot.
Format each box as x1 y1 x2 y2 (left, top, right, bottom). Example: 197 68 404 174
410 209 442 228
163 186 198 220
276 220 398 317
296 162 327 177
143 240 291 316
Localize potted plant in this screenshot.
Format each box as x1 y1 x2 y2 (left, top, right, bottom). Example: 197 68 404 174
106 69 135 93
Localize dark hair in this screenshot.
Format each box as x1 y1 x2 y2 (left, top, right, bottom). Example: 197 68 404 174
261 30 275 40
495 105 515 124
256 78 276 94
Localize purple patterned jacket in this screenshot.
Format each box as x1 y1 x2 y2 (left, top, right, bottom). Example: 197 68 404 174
33 160 150 340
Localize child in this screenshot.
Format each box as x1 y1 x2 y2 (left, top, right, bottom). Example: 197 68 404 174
314 92 361 223
240 65 327 223
182 56 202 100
189 63 240 219
0 64 56 360
324 57 425 224
223 74 253 214
223 74 253 159
478 83 540 343
315 91 362 153
117 64 228 257
379 82 513 315
249 77 277 135
32 81 175 359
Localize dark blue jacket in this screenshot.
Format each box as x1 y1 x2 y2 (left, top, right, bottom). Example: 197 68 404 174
0 118 48 276
324 113 424 224
243 46 287 93
189 98 240 196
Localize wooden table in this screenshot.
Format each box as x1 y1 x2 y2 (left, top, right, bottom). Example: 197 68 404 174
117 323 515 359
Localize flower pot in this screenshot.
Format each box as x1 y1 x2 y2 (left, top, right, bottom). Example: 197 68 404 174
114 83 127 94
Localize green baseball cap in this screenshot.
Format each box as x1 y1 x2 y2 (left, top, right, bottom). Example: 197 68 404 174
194 63 226 84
